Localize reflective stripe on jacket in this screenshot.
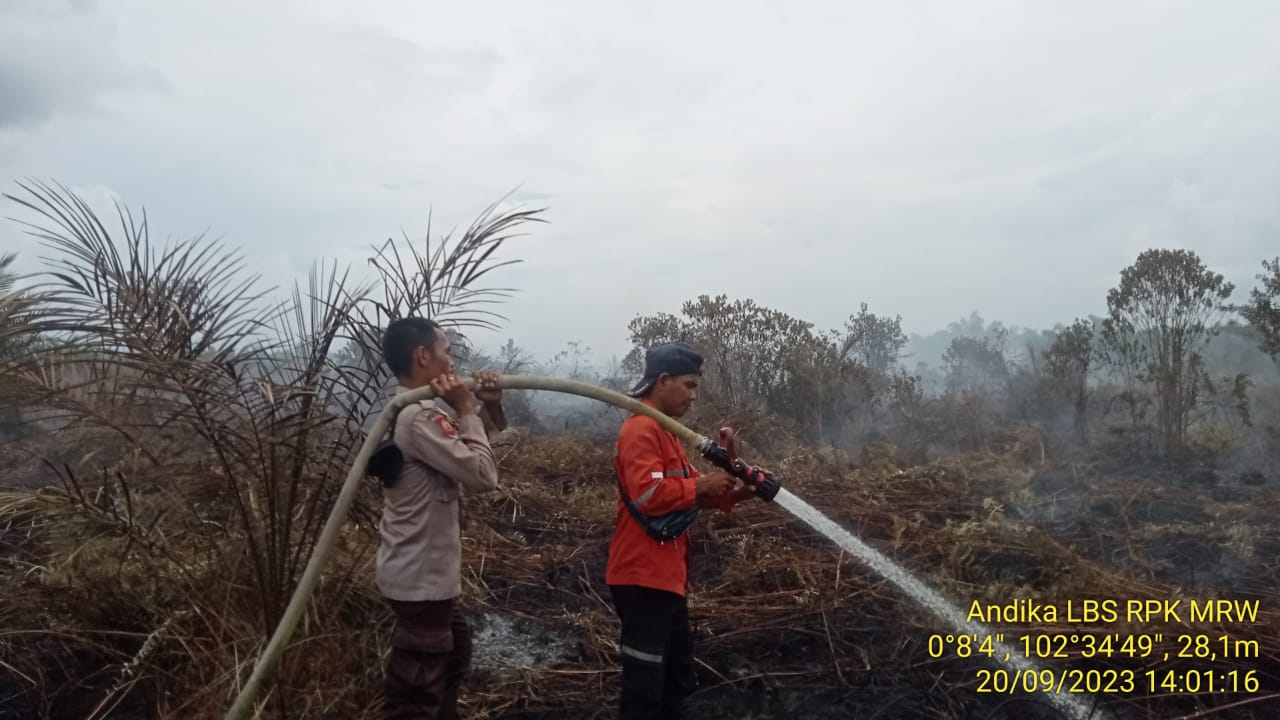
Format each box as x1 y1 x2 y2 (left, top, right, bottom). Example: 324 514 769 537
605 399 705 596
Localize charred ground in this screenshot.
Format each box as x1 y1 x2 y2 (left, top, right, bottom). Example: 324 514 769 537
2 185 1279 719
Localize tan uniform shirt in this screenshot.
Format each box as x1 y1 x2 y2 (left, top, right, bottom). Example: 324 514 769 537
376 390 500 601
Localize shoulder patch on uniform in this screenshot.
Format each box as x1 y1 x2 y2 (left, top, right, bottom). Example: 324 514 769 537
432 414 458 437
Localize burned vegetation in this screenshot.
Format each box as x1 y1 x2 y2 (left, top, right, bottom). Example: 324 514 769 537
1 184 1278 719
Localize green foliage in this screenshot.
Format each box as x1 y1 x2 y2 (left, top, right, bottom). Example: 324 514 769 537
1041 318 1095 441
1101 249 1234 458
943 331 1010 395
0 252 40 361
624 294 878 448
1239 257 1280 361
0 252 54 438
841 302 908 373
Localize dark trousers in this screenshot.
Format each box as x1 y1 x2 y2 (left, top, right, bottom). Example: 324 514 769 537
384 597 472 720
609 585 698 720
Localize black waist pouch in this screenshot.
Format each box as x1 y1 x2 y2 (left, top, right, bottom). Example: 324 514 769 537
618 478 700 541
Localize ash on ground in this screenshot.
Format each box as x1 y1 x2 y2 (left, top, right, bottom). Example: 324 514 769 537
470 611 577 669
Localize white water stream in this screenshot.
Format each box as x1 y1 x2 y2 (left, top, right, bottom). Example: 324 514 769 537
773 488 1106 720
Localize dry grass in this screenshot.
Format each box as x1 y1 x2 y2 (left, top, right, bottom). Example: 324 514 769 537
1 184 1277 719
3 422 1279 719
0 181 547 720
447 435 1279 719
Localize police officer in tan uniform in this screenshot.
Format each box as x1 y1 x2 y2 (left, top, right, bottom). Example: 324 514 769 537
377 316 507 720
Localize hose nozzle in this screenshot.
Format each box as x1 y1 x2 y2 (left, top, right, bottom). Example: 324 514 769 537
697 428 782 502
735 462 782 502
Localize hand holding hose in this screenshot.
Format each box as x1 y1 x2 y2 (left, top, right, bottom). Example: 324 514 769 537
695 471 736 498
429 373 475 413
473 370 502 404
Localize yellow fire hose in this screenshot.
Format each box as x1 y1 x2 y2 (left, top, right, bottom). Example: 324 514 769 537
223 374 722 720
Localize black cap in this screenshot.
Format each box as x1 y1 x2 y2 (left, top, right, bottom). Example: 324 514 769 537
627 341 704 397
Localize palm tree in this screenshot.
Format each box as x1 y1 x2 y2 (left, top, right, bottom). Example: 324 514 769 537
0 178 545 717
0 251 30 357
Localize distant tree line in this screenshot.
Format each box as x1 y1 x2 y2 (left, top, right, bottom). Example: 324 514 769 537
509 249 1279 467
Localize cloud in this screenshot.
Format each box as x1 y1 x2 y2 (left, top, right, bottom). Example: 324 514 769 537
1 0 1278 360
0 0 163 129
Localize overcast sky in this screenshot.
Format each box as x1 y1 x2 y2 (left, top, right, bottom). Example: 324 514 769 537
3 0 1278 361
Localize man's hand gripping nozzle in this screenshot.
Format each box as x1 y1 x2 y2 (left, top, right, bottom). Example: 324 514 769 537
697 427 782 502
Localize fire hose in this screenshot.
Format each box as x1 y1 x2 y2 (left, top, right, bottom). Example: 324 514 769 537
223 373 781 720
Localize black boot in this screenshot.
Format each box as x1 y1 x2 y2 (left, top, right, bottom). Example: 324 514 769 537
436 685 460 720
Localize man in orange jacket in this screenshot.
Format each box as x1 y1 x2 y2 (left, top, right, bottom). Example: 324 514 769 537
606 341 760 720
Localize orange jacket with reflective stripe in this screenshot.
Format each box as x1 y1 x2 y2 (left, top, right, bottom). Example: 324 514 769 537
605 400 733 596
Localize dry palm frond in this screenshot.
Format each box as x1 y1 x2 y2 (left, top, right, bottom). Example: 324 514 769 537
345 191 547 364
1 180 543 719
0 251 47 367
5 180 269 366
